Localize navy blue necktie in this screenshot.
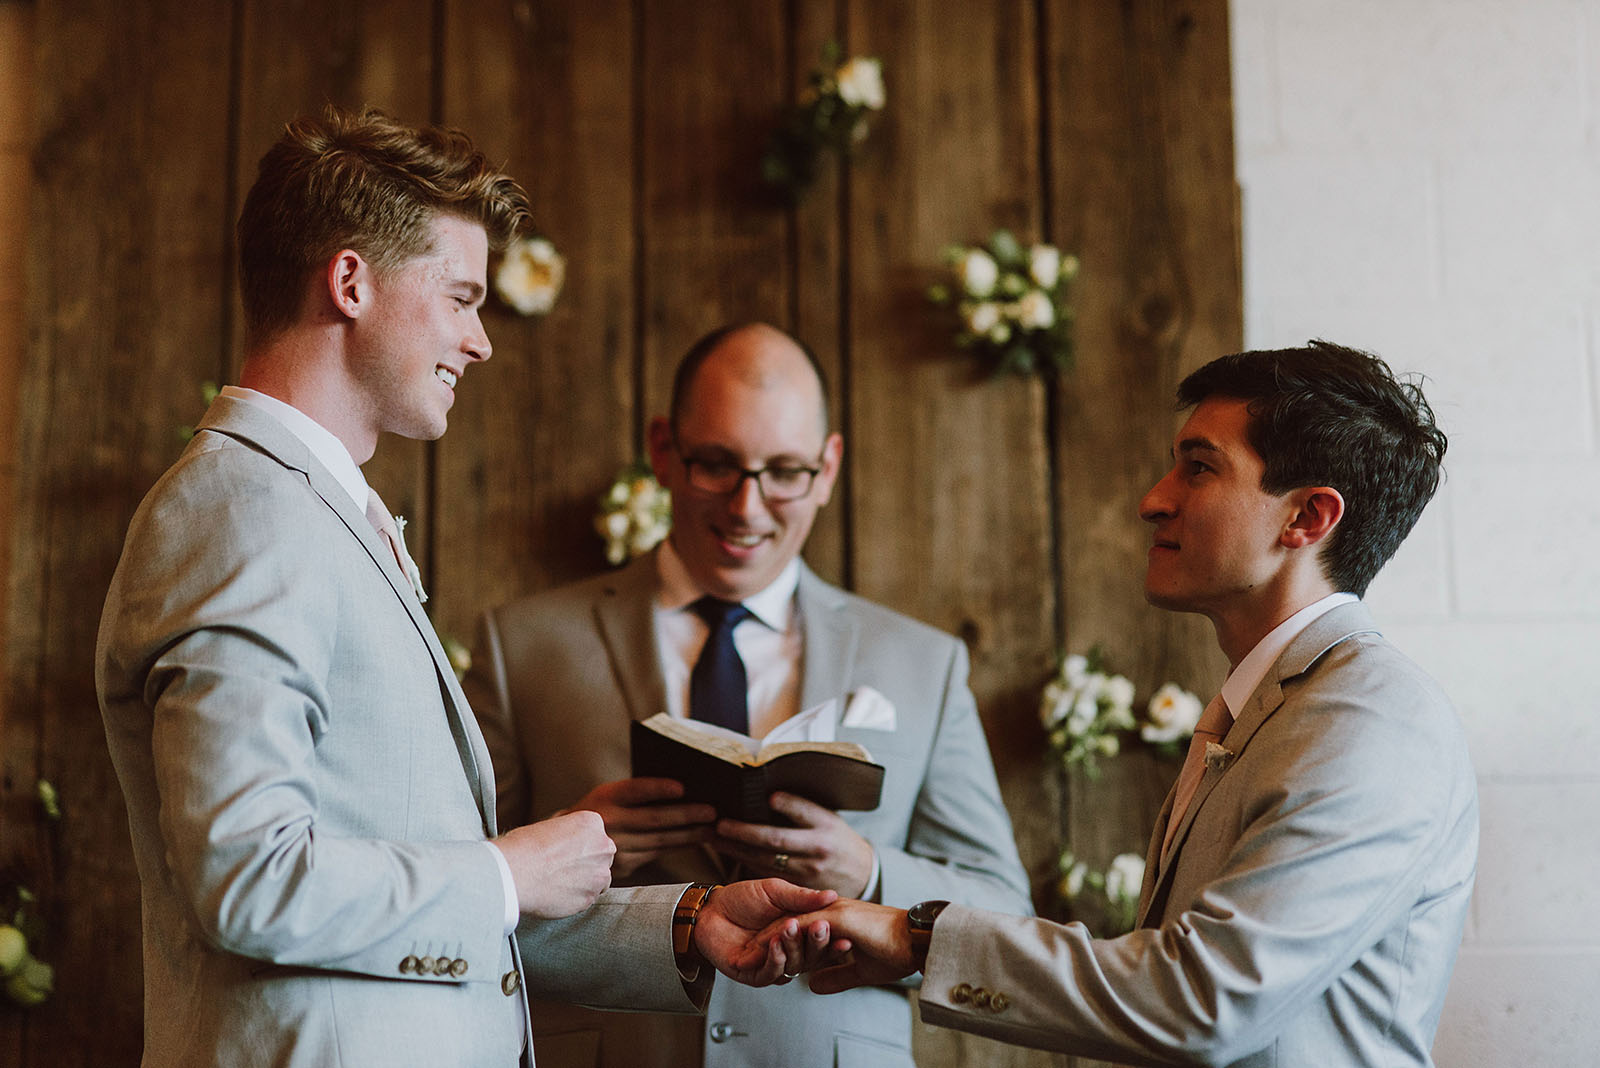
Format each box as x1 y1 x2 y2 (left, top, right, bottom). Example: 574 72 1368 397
690 597 752 735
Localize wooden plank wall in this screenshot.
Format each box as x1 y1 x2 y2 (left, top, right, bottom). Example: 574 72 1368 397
0 1 1238 1064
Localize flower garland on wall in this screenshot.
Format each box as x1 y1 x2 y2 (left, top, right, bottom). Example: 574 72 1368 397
929 229 1079 378
1042 648 1202 936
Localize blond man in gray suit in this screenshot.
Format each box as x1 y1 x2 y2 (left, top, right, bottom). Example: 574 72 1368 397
789 343 1478 1068
467 322 1033 1068
96 109 833 1068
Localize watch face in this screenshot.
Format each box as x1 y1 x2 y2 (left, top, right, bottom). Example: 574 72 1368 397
909 899 950 928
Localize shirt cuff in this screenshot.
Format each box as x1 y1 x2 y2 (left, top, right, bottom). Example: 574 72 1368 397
861 850 882 902
486 841 519 935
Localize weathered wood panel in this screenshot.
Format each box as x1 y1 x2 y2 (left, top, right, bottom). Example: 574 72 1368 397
432 0 640 646
1048 2 1238 1062
1 2 234 1063
845 2 1063 1065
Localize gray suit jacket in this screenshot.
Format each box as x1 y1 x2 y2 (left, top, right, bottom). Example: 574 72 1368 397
917 602 1478 1067
96 396 700 1068
467 551 1033 1068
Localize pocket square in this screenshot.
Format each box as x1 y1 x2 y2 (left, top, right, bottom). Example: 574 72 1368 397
841 686 896 731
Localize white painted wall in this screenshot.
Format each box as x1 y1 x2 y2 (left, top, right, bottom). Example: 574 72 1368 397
1230 1 1600 1064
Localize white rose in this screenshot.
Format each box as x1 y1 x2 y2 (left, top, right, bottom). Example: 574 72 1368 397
1105 674 1136 709
1066 694 1098 736
959 249 999 298
835 57 886 110
1030 244 1061 288
1061 654 1089 685
965 301 1001 336
1016 289 1055 329
1040 680 1072 728
601 511 630 539
1141 682 1203 743
1059 859 1088 900
495 236 566 316
1104 853 1146 904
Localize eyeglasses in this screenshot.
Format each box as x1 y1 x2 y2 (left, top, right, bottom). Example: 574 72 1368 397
676 449 823 503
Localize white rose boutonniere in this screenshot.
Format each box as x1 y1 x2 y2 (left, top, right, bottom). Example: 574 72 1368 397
595 461 671 566
1203 741 1234 772
494 236 566 316
391 514 428 603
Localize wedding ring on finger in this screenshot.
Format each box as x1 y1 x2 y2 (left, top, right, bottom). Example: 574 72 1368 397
773 851 790 872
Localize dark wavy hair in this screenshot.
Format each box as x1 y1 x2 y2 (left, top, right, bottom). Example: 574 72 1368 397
237 106 531 345
1177 341 1447 597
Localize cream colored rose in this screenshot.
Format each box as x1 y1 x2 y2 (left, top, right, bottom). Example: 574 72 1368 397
1016 289 1055 329
964 300 1001 336
495 236 566 316
1104 853 1146 905
835 57 885 110
1141 682 1203 743
1030 244 1062 288
959 249 999 298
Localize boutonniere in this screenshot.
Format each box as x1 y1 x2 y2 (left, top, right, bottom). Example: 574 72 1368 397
1203 741 1234 772
392 514 428 604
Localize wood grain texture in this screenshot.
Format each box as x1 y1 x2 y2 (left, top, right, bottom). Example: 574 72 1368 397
1046 2 1238 1063
1 2 1241 1062
2 1 233 1062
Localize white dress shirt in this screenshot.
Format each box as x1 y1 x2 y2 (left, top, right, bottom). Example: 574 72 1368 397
1219 592 1360 717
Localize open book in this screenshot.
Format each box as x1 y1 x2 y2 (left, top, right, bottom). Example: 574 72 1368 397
630 713 886 824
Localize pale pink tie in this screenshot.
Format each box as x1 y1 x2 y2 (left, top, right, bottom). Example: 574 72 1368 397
1162 694 1233 856
364 488 426 601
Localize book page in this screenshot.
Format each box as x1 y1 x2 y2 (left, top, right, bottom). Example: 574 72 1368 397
753 739 875 766
637 713 760 764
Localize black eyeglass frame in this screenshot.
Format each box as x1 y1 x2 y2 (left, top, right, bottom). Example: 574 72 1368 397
673 444 826 503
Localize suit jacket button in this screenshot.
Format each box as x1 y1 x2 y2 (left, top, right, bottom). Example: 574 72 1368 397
432 957 452 976
501 969 521 996
971 987 991 1010
950 982 974 1005
399 955 419 974
418 956 436 975
450 958 469 978
989 992 1010 1013
708 1022 736 1043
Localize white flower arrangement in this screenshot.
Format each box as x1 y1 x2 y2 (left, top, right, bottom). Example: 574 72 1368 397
1054 850 1146 937
1043 648 1202 775
595 461 672 566
762 43 886 200
929 229 1079 377
494 235 566 316
1041 650 1137 776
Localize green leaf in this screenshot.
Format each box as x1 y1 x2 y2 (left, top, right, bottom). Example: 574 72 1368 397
988 229 1023 267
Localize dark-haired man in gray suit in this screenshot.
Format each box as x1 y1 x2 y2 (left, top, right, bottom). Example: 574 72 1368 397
789 342 1478 1068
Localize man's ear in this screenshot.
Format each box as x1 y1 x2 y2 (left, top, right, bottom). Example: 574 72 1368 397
1281 487 1344 549
646 417 675 482
326 249 371 321
811 432 844 506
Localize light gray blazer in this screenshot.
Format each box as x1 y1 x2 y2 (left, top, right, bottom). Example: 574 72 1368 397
467 551 1034 1068
917 602 1478 1067
96 397 699 1068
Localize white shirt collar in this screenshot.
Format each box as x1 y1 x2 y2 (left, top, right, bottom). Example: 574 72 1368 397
219 385 369 511
655 537 799 633
1219 591 1360 716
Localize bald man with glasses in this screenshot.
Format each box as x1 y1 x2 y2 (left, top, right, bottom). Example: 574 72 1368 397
464 322 1032 1068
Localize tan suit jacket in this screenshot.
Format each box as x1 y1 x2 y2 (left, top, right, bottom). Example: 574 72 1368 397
467 551 1033 1068
917 602 1478 1067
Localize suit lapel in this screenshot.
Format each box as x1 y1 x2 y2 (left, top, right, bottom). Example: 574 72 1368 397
1139 602 1382 924
593 554 669 723
195 396 497 836
796 565 859 713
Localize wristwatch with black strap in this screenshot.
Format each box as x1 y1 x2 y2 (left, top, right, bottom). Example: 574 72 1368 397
906 899 950 970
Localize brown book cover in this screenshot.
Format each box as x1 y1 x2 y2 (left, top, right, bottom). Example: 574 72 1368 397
629 713 885 824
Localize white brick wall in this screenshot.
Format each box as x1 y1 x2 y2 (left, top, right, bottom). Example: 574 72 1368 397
1231 2 1600 1065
